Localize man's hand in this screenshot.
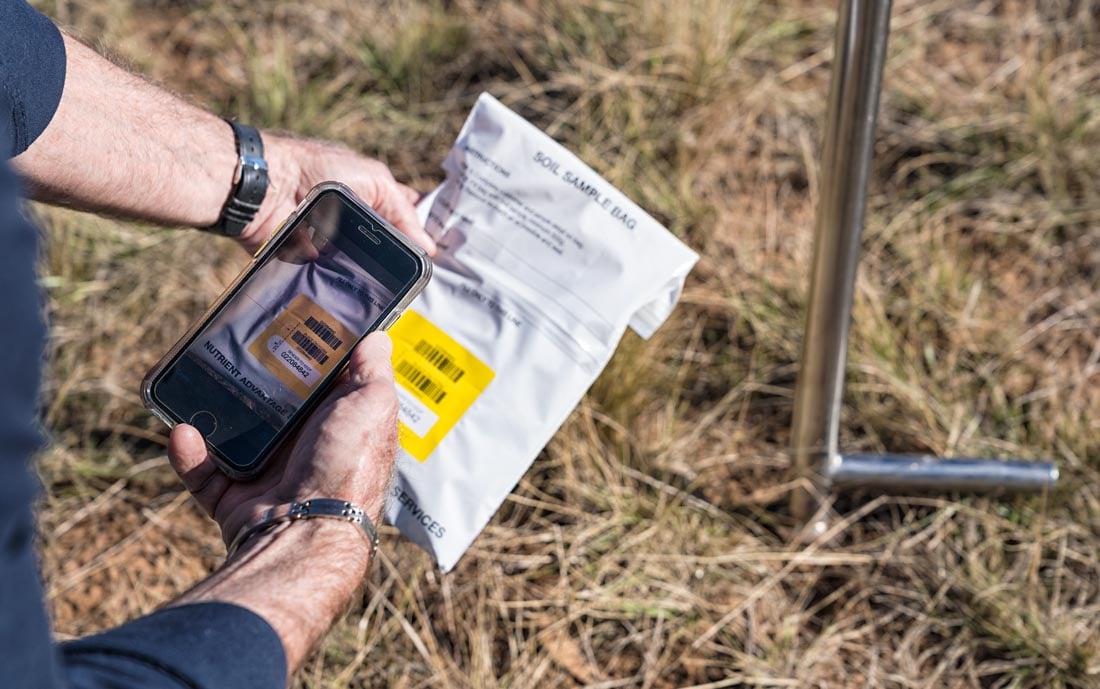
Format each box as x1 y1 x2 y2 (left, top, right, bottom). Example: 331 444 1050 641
242 136 437 256
167 332 398 555
167 333 399 674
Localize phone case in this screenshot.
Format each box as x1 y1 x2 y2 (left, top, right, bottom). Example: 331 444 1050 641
141 181 433 479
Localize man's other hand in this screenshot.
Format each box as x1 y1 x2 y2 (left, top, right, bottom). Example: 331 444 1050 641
241 135 437 257
166 332 399 557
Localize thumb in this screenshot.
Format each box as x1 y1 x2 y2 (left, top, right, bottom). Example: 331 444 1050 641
348 331 394 388
168 424 229 517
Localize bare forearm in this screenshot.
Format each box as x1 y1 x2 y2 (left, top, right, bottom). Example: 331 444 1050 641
173 519 371 675
10 31 435 255
12 32 300 231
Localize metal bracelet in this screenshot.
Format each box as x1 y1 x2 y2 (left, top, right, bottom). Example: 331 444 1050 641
226 498 379 559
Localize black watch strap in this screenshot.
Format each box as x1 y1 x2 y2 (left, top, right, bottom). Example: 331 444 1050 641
209 120 269 237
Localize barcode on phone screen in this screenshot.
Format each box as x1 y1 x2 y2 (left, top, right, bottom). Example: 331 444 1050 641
291 330 330 365
396 360 447 404
414 340 465 382
305 316 343 349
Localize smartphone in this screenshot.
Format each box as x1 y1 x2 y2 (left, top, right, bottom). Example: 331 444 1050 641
142 182 432 479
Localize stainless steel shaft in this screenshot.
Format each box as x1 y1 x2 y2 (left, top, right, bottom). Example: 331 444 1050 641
790 0 893 521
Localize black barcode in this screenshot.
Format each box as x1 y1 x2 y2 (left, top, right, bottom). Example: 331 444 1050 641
414 340 465 382
305 316 343 349
396 360 447 404
291 331 329 365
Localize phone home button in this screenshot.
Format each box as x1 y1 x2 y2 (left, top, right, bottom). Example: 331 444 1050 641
189 411 218 436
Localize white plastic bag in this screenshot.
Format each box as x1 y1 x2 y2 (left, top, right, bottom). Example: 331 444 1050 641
385 94 698 570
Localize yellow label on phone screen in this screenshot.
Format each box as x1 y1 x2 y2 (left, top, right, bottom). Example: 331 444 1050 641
389 311 495 462
248 294 356 399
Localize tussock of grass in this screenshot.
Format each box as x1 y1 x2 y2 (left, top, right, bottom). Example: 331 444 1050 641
31 0 1100 686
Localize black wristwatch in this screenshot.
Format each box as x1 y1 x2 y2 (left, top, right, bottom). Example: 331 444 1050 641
209 120 269 237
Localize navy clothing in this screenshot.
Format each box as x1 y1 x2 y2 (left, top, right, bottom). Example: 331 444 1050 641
60 605 285 689
0 0 66 158
2 2 287 687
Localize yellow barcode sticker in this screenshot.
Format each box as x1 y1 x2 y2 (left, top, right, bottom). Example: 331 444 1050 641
248 294 356 399
389 310 495 462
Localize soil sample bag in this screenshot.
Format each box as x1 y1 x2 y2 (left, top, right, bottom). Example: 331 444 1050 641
386 93 698 570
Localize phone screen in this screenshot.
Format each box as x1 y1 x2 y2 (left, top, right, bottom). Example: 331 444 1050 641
150 189 423 474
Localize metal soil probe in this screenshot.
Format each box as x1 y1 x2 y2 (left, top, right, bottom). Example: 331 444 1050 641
789 0 1058 531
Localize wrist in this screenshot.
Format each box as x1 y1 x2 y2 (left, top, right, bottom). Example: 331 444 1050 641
232 517 372 583
262 133 304 204
238 133 304 244
227 497 379 562
193 114 241 226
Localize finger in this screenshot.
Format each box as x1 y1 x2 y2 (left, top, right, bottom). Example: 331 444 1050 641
318 333 393 405
397 182 421 205
372 181 437 257
348 331 394 388
333 334 400 455
168 424 230 517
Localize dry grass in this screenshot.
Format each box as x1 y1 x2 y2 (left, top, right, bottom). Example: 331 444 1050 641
30 0 1100 687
